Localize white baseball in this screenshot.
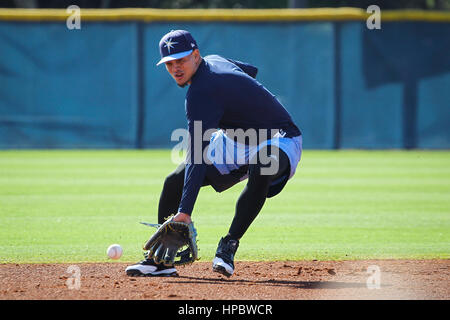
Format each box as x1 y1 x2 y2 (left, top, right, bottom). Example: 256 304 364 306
107 244 123 260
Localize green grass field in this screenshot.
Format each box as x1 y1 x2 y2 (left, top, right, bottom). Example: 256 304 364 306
0 150 449 264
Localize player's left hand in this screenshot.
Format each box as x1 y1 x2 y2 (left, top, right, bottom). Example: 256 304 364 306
143 216 198 266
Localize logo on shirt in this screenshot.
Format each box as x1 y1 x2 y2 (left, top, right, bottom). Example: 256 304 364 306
164 38 178 53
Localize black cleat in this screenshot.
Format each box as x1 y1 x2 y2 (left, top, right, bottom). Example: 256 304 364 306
125 257 178 277
212 237 239 277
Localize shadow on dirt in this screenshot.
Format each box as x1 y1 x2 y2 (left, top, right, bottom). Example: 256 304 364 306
168 275 374 290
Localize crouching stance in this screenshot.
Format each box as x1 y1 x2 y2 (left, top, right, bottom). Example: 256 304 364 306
126 30 302 277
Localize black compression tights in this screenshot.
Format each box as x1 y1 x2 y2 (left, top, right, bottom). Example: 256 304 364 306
157 148 290 241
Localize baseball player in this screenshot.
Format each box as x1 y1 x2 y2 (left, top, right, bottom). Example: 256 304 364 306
126 30 302 277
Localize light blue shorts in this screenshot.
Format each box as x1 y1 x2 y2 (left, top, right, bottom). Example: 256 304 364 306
204 129 302 196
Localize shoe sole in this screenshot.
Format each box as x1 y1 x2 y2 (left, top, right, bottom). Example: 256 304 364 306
212 257 234 277
126 269 178 277
212 264 233 278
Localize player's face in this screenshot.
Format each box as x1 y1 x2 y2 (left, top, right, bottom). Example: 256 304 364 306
165 50 201 87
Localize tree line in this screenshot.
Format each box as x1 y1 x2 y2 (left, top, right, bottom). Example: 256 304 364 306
2 0 449 10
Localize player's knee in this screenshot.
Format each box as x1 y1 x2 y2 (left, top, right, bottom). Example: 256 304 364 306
248 163 273 185
248 149 289 186
250 149 282 176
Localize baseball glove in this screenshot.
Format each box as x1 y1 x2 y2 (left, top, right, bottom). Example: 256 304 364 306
142 217 198 266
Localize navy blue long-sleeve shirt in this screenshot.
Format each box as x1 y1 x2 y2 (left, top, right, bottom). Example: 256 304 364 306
178 55 301 215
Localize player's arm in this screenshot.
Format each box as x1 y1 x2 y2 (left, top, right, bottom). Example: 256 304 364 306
177 89 224 216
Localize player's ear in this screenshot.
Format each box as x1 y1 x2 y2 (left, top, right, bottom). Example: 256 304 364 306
193 49 201 61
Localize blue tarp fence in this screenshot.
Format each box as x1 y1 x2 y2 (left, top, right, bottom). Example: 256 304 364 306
1 13 449 149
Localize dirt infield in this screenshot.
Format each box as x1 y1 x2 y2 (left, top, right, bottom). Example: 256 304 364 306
0 260 448 300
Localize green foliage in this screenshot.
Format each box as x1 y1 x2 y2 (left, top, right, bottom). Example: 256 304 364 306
151 0 289 9
111 0 450 10
3 0 449 9
304 0 450 10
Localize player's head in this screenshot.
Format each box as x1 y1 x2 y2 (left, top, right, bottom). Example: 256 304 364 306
157 30 202 88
